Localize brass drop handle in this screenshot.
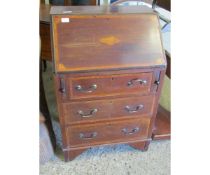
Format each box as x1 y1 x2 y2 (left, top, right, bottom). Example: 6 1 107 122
127 78 147 87
79 132 97 140
122 127 140 135
75 84 97 93
125 104 144 113
77 109 98 118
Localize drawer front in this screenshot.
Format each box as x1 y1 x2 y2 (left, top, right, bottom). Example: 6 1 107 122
63 99 112 123
69 72 153 100
70 76 111 99
63 95 154 124
112 95 154 118
66 118 150 147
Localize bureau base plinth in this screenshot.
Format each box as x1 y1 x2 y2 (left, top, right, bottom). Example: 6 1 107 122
63 147 87 162
129 141 150 152
63 140 150 162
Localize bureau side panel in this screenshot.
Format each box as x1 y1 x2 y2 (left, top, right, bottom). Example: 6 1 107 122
54 75 69 150
147 69 166 139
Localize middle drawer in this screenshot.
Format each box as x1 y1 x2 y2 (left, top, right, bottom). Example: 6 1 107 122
62 95 154 124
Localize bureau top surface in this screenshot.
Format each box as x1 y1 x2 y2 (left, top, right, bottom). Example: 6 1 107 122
51 6 166 73
50 6 154 15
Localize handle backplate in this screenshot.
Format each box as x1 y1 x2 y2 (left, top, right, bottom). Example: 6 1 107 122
77 109 98 118
125 104 144 113
127 78 147 87
122 127 140 135
79 132 97 140
75 84 97 93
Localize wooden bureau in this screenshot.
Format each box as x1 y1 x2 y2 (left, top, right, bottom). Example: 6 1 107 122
50 6 166 161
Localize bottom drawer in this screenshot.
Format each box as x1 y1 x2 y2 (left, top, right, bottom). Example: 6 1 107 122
66 118 150 147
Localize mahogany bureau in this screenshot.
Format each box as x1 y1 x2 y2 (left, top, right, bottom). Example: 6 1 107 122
50 6 166 161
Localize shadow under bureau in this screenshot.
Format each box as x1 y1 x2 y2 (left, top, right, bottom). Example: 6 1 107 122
50 5 166 161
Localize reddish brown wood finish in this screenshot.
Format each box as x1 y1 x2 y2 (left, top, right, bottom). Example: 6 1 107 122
66 117 150 147
152 52 171 140
40 4 52 61
152 105 170 140
64 140 148 161
64 0 97 6
129 141 147 151
62 95 154 124
129 140 151 151
40 23 52 61
55 68 163 102
51 6 166 161
68 73 153 100
146 69 166 140
51 6 166 73
55 70 165 161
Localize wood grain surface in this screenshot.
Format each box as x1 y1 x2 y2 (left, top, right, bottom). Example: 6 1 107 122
62 95 155 124
51 6 167 161
51 6 166 73
66 117 150 147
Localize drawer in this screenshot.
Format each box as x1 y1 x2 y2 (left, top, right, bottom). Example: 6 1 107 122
66 118 150 147
63 95 154 124
68 72 153 100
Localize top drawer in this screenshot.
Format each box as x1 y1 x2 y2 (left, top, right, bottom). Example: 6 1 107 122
58 72 153 100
